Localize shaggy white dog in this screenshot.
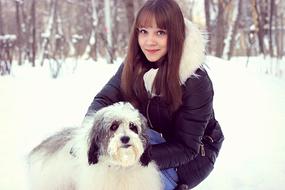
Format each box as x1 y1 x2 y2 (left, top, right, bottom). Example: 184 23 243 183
28 102 163 190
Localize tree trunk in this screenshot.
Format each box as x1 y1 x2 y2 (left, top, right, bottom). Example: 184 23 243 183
15 1 21 33
274 0 282 76
215 0 225 57
255 1 266 56
18 0 30 62
39 0 56 66
104 0 112 48
104 0 113 63
112 0 119 58
0 0 4 35
136 0 145 9
53 0 65 59
82 0 99 60
204 0 212 53
124 0 134 33
31 0 36 67
269 0 274 57
15 0 23 65
280 13 284 59
227 0 243 59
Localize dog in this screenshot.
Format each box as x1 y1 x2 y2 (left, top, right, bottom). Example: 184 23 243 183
27 102 163 190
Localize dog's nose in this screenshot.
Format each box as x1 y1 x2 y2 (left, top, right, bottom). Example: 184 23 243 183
120 136 130 144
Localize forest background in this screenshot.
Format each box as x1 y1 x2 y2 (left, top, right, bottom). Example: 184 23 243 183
0 0 284 78
1 1 285 189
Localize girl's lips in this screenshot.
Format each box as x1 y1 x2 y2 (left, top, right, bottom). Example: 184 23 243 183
146 49 159 54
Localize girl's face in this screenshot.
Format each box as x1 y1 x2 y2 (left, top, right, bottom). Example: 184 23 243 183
138 19 168 62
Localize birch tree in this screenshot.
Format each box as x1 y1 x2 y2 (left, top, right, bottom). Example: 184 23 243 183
0 0 4 35
215 0 236 58
104 0 113 63
15 0 23 65
39 0 56 66
255 0 268 56
269 0 274 57
204 0 212 53
227 0 243 59
123 0 134 33
31 0 36 66
82 0 99 60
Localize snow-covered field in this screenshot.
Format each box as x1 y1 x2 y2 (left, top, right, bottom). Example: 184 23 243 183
0 56 284 190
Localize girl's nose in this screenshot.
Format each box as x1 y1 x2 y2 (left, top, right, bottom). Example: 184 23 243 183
145 34 156 45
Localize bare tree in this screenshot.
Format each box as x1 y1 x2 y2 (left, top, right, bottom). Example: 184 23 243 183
280 10 284 59
0 0 4 35
123 0 134 33
204 0 212 53
269 0 275 57
228 0 243 59
274 0 283 76
215 0 226 57
10 0 285 67
82 0 99 60
31 0 36 66
15 0 23 65
135 0 145 10
205 0 235 58
111 0 120 58
39 0 56 66
104 0 112 47
254 0 267 56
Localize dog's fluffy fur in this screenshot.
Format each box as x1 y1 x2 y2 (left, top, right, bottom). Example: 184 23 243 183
28 102 163 190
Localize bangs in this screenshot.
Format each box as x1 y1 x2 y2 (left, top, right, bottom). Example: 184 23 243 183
136 9 167 29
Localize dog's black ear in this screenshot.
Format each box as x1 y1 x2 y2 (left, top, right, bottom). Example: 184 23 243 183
140 146 152 166
88 138 100 165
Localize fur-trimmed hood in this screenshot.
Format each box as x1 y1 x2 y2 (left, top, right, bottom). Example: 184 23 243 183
143 19 207 96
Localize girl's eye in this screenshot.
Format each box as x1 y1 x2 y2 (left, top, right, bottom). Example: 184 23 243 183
157 30 167 36
129 122 138 134
138 28 147 34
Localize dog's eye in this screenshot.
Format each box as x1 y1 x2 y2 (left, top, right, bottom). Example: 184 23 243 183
110 123 119 131
129 122 138 134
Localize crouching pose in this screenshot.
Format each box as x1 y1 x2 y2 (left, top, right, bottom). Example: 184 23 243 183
28 102 163 190
86 0 224 189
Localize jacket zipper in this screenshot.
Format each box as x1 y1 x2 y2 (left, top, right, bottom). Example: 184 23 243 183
146 99 154 129
200 135 214 157
200 143 205 156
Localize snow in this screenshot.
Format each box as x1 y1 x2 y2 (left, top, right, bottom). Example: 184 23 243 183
0 56 284 190
199 56 285 189
0 34 17 42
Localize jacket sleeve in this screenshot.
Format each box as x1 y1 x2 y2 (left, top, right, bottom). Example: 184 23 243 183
85 64 124 115
150 69 214 169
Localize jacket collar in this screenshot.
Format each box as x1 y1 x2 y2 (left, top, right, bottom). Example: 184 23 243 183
143 19 206 95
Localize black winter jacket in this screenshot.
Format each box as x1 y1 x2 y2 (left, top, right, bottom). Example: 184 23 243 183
86 64 224 183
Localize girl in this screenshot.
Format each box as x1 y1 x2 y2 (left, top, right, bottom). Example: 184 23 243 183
86 0 224 189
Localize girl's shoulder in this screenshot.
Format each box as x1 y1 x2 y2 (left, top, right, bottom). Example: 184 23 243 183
183 67 214 95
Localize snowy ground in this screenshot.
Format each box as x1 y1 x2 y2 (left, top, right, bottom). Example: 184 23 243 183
0 56 284 190
199 56 285 190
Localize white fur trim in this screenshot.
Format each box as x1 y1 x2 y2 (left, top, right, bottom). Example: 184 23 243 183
143 68 158 96
179 19 206 83
144 19 206 95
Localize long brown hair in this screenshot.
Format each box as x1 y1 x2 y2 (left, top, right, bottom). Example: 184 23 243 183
121 0 185 112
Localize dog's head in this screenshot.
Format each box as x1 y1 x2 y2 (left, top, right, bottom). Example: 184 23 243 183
87 102 149 167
